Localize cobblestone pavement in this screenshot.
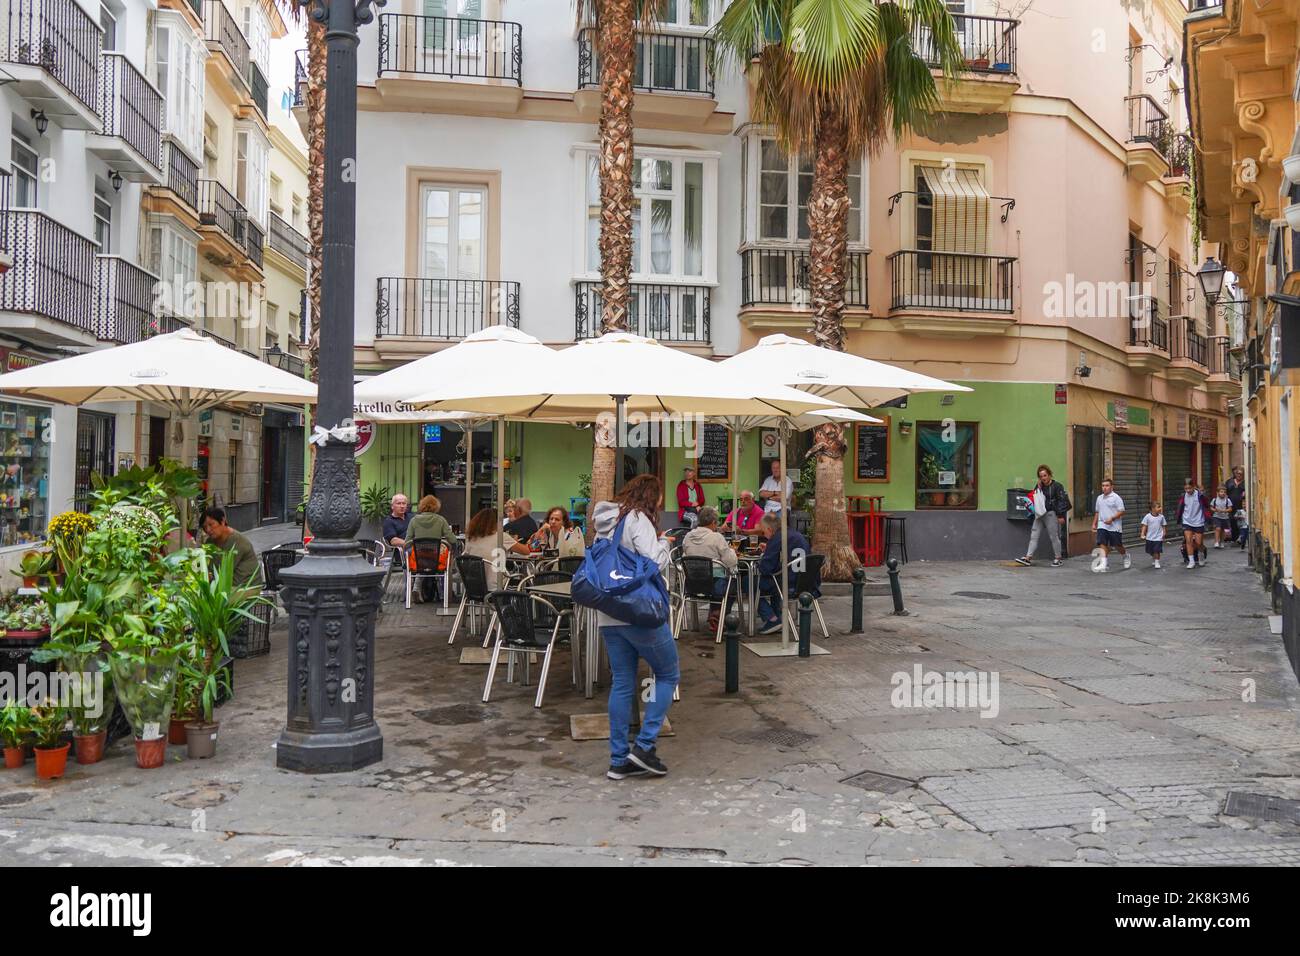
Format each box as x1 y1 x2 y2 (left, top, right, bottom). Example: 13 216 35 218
2 551 1297 866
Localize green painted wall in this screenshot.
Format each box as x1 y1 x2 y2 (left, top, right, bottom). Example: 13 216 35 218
514 421 593 511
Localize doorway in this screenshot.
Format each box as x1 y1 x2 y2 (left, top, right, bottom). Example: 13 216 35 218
74 411 115 512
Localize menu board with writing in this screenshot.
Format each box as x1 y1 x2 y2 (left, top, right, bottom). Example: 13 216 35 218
696 423 731 481
854 419 890 482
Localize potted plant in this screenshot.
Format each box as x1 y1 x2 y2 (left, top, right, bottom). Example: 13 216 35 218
919 454 945 506
0 702 29 769
1 599 50 639
29 704 70 779
30 612 117 765
14 549 53 588
174 547 262 759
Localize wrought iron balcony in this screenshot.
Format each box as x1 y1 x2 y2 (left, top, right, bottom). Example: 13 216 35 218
912 14 1018 74
249 61 269 118
197 179 247 247
1125 94 1169 146
266 347 306 377
198 327 257 360
293 49 307 107
1164 132 1193 177
740 247 868 310
0 172 10 272
1 0 102 124
1128 295 1169 351
376 277 520 339
162 141 200 211
575 281 711 344
1168 316 1207 367
578 28 714 96
268 213 309 272
95 255 167 344
1207 336 1237 378
244 217 264 271
203 0 250 91
888 251 1015 313
378 14 522 84
91 52 164 179
0 210 97 336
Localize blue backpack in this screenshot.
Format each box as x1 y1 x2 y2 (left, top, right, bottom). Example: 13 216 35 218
571 512 671 627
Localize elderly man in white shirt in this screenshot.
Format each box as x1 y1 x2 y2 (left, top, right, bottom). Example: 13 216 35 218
759 460 793 514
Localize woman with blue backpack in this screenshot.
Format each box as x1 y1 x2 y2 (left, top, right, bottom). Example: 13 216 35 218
584 474 677 780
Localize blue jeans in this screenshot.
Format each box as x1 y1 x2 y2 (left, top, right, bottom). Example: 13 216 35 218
757 576 782 624
601 622 679 765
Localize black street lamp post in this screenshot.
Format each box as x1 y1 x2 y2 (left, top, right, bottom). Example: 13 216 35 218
275 0 386 773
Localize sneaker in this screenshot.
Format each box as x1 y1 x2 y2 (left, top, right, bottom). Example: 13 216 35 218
1186 557 1195 569
1050 559 1063 568
758 619 783 635
1122 554 1132 570
606 762 649 781
628 745 668 776
1014 556 1032 566
1153 559 1161 569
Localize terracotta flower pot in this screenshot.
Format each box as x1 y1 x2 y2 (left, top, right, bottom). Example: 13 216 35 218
74 731 107 765
134 736 166 770
3 746 24 769
34 743 70 780
168 716 192 746
185 720 219 760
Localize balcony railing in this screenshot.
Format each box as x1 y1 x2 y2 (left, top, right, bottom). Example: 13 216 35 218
1125 93 1169 146
578 28 714 96
912 14 1018 74
203 0 250 91
1164 132 1193 176
293 48 307 107
740 247 869 310
888 251 1015 313
0 210 97 335
197 179 246 247
0 171 10 263
249 61 269 118
95 255 163 343
2 0 101 118
97 52 164 173
575 281 711 343
376 277 520 339
378 14 523 84
1128 295 1169 351
266 348 305 377
268 213 309 271
1207 336 1236 378
162 141 200 211
1169 316 1207 367
244 218 264 271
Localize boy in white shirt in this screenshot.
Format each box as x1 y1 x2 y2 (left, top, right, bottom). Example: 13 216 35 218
1140 501 1167 569
1090 478 1130 572
1210 484 1233 549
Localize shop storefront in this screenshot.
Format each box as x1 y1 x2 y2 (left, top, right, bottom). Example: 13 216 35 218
0 397 52 548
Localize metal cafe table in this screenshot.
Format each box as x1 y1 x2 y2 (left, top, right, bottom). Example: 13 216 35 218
525 579 601 700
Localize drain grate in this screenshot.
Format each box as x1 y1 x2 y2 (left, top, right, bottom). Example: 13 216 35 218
1223 792 1300 825
952 591 1011 600
412 703 500 726
727 728 818 749
840 769 916 795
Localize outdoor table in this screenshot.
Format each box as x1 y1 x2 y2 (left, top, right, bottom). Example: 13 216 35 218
736 552 763 636
525 579 598 699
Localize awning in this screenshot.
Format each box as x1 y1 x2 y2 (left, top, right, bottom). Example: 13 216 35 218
918 165 990 255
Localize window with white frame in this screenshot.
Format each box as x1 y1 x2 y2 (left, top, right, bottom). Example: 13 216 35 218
156 18 206 164
242 3 271 77
640 0 713 28
748 134 865 245
579 146 716 280
11 131 39 208
150 223 200 319
93 185 113 251
291 194 304 231
234 125 270 227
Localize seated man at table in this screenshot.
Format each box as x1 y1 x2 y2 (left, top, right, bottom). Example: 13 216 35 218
723 490 765 535
503 497 538 541
201 507 263 596
681 506 738 632
755 512 814 635
382 493 412 549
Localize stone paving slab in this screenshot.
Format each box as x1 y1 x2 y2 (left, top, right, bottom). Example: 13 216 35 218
1170 712 1300 754
1000 720 1216 762
1076 754 1250 789
1059 674 1237 704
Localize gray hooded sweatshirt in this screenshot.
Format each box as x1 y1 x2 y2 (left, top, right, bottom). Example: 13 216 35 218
591 500 672 627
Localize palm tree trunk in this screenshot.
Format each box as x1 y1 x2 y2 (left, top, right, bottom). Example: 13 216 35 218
590 0 637 514
301 19 326 537
807 105 858 581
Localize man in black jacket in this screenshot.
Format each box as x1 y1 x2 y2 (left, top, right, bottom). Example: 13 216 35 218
1015 465 1071 567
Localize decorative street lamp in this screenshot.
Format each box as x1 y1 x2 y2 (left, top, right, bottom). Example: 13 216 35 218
1197 256 1226 304
275 0 386 773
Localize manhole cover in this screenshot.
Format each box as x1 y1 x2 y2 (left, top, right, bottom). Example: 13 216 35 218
727 728 818 749
0 791 39 807
840 770 916 795
952 591 1011 600
1223 792 1300 825
413 704 500 726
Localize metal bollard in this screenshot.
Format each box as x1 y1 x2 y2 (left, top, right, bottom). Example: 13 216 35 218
724 606 741 693
887 558 909 616
797 592 813 657
850 567 865 634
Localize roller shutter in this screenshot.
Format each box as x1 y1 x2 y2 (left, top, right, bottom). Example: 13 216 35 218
1162 439 1195 518
1112 434 1152 546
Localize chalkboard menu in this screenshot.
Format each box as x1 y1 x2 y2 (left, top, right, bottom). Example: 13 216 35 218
696 423 730 481
855 419 890 482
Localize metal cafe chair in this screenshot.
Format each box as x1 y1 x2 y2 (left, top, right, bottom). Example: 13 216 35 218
449 553 497 647
260 543 302 592
674 555 737 645
771 553 829 639
404 537 450 609
482 589 570 708
520 570 581 690
556 555 584 576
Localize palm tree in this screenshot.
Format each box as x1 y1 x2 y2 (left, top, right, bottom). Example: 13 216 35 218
714 0 961 578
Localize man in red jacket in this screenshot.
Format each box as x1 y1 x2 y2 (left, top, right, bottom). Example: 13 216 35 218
676 467 705 525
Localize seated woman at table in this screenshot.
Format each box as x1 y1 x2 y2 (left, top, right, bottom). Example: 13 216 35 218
722 490 765 535
529 506 586 558
405 495 455 600
463 507 530 584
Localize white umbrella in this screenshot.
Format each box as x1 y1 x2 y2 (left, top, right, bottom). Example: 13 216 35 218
0 327 316 413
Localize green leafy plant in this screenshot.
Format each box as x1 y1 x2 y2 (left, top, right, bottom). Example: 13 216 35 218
360 483 393 524
0 702 29 749
2 600 50 632
15 549 53 580
577 473 592 502
919 454 940 490
27 704 67 749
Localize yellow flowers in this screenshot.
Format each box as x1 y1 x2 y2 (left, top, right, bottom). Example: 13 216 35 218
47 510 97 546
